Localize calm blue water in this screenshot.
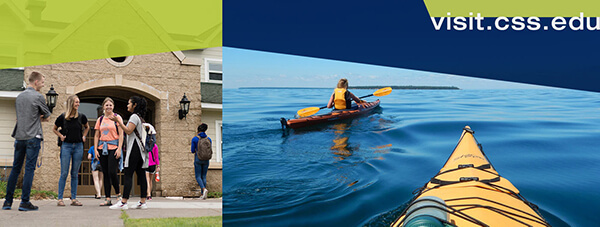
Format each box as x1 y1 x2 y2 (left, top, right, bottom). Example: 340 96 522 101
223 88 600 227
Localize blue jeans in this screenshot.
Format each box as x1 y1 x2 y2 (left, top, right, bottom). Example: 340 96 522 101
194 156 209 188
58 142 83 200
5 138 41 203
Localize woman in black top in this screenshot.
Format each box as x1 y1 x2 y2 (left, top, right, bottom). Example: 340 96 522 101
52 95 89 206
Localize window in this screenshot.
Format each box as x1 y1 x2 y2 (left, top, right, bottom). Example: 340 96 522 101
105 37 133 67
204 58 222 83
106 56 133 67
213 120 222 163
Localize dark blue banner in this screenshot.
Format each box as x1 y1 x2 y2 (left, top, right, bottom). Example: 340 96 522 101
224 0 600 92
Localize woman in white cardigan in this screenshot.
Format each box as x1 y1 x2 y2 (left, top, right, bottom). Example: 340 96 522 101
107 96 149 210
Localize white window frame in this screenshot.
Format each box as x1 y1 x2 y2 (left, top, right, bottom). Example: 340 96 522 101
106 55 134 67
214 120 222 163
203 58 222 84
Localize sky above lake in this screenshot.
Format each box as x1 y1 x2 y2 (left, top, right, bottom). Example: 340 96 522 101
224 47 550 90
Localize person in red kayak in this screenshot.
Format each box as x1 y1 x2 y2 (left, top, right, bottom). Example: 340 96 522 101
327 78 363 110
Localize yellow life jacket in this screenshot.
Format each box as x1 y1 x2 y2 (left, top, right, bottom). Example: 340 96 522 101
334 88 350 109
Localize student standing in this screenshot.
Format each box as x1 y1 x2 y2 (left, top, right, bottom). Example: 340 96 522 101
2 71 51 211
94 97 123 206
108 96 149 210
191 123 212 200
87 145 103 199
53 95 89 206
145 143 159 200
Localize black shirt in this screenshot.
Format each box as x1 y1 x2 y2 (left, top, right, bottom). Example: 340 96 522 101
54 113 88 143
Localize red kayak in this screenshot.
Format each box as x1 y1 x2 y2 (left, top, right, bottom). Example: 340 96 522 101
281 100 380 129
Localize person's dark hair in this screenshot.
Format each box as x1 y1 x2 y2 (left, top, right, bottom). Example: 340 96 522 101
129 96 147 118
96 105 103 117
197 123 208 133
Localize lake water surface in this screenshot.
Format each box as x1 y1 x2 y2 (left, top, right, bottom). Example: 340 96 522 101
223 88 600 226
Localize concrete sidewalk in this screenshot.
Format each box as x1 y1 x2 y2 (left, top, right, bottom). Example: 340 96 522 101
0 197 222 227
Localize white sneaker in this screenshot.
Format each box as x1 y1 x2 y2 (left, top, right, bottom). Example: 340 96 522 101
109 201 128 210
131 201 148 209
202 189 208 200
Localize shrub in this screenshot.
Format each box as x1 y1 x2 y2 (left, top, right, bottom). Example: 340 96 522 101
207 191 222 198
0 181 57 200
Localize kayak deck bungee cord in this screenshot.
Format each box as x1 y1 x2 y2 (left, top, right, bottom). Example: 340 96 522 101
281 100 380 129
391 126 551 227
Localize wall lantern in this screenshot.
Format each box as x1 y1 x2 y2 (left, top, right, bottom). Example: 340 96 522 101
45 84 58 113
179 93 190 119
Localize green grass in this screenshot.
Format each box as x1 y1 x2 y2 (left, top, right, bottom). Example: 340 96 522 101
121 210 221 227
121 210 130 220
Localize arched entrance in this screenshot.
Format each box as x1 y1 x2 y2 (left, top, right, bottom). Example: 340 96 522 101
74 86 158 196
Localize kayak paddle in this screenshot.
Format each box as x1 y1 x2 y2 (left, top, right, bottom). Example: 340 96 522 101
296 87 392 117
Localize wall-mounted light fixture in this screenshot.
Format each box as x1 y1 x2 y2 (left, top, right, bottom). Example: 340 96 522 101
179 93 190 119
45 84 58 113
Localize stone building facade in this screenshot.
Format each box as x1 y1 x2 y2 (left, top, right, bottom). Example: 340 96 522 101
22 49 222 197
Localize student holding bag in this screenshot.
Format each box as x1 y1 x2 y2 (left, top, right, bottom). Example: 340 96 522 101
108 96 149 210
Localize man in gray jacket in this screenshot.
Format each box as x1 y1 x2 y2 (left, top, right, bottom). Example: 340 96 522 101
2 71 52 211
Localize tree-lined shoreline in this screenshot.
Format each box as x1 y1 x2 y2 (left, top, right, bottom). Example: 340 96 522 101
239 85 460 90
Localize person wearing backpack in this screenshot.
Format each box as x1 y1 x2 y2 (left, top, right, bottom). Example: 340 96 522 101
94 97 124 206
145 143 159 201
142 123 159 200
108 96 149 210
191 123 212 199
52 95 90 207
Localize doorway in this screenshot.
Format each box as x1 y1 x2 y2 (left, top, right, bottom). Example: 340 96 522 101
76 91 155 197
